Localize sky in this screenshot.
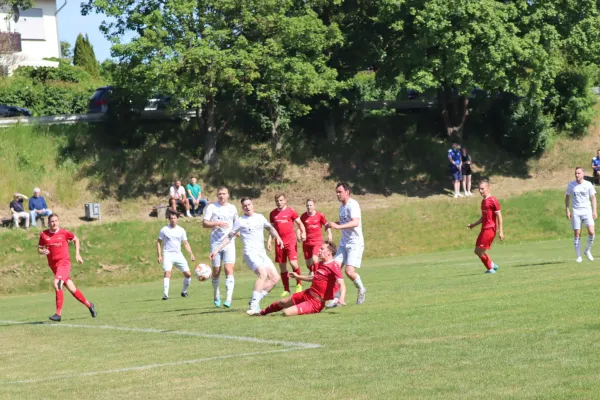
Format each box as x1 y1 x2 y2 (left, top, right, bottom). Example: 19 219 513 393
57 1 115 61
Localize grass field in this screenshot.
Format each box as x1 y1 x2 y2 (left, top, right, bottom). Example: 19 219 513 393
2 238 600 399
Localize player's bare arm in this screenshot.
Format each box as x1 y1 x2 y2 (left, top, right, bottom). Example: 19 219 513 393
294 217 307 241
468 217 483 229
202 220 228 229
72 236 84 264
267 234 273 251
328 218 360 230
267 226 284 249
38 245 49 256
325 226 333 242
338 279 347 305
157 239 163 263
592 195 597 220
565 194 571 220
496 211 504 241
183 240 195 262
289 272 313 282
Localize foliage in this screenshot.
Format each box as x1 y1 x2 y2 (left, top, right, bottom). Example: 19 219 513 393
60 41 72 59
73 33 99 77
0 0 33 11
14 62 92 84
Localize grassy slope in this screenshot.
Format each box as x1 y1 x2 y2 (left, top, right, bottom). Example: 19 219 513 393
2 240 600 399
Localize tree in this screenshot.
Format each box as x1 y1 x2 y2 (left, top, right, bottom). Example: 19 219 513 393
60 41 72 59
73 33 99 77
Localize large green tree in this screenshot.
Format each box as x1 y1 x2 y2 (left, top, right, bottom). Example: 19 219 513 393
73 33 99 77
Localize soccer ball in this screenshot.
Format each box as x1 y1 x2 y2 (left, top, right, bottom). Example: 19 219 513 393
194 264 212 282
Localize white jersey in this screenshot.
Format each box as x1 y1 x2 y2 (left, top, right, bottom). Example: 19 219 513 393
339 198 364 246
566 180 596 213
230 213 272 255
203 202 238 245
158 225 188 253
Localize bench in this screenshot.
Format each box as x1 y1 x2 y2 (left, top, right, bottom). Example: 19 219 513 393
1 216 28 228
34 214 47 227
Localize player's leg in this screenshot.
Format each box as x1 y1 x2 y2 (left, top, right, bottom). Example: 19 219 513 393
259 294 295 316
474 229 496 272
262 262 280 294
174 255 192 297
222 244 236 307
327 245 347 308
474 247 494 273
63 278 96 317
284 297 325 317
50 277 64 321
289 260 303 293
276 244 290 296
211 250 223 306
584 217 595 261
248 266 268 314
344 245 366 304
572 214 583 262
162 255 173 300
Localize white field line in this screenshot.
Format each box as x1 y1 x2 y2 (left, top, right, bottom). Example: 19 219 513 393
0 320 321 385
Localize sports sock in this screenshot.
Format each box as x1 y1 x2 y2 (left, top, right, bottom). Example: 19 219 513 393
479 254 493 270
72 289 91 308
211 276 221 299
163 278 170 297
225 275 234 302
55 290 64 316
260 290 269 300
586 235 595 253
574 237 581 257
281 272 290 292
182 277 191 293
293 267 302 285
250 291 261 309
261 301 283 315
352 275 365 290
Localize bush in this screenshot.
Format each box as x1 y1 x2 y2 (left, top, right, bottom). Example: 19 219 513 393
13 63 92 84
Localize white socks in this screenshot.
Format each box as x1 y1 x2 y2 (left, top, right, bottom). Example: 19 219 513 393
574 237 581 258
353 275 365 290
182 277 191 293
212 276 221 300
250 291 261 308
225 275 235 302
163 278 170 297
586 235 595 253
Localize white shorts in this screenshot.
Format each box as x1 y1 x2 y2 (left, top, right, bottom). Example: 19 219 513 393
334 244 364 268
243 251 276 273
572 212 595 230
210 242 236 267
162 252 190 273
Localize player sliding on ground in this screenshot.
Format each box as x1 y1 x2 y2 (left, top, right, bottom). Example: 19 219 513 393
565 167 597 262
38 213 97 322
468 179 504 274
210 197 284 315
256 241 346 316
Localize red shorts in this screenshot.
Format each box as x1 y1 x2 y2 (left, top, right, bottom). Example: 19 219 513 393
476 228 496 250
51 265 71 281
275 241 298 263
302 243 321 260
291 290 325 315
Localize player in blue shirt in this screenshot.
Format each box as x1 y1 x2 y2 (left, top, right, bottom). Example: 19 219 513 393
448 141 462 198
591 149 600 185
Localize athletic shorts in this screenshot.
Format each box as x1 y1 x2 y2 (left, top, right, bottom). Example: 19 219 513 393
450 166 462 181
334 244 364 268
210 242 236 267
275 241 298 263
162 252 190 273
291 290 325 315
243 251 276 273
51 265 71 281
476 228 496 250
572 212 595 230
302 243 321 260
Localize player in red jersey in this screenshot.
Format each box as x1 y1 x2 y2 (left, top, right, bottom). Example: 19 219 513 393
37 213 97 322
299 199 332 274
468 179 504 274
267 193 306 296
257 241 346 316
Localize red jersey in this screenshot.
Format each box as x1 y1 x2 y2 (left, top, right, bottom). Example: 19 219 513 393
300 211 327 246
309 260 343 301
481 196 501 230
270 207 299 243
38 228 75 269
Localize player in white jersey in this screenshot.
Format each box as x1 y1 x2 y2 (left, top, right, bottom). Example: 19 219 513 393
565 167 597 262
326 182 367 306
210 197 284 315
203 186 238 308
157 213 196 300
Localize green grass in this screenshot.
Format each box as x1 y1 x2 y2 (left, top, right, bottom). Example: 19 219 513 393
2 238 600 399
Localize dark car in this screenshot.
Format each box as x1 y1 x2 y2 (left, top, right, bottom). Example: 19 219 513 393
0 104 31 117
87 86 112 114
87 86 172 114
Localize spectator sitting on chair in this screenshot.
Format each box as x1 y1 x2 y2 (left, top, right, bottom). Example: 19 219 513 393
29 187 52 227
592 149 600 185
10 192 29 229
186 177 208 217
169 180 191 217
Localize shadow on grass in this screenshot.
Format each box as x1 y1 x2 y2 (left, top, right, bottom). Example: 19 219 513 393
513 261 564 268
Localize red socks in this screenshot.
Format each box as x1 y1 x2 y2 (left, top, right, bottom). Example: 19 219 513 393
479 254 493 270
261 301 283 316
292 267 302 285
72 289 91 308
281 273 290 292
55 290 64 316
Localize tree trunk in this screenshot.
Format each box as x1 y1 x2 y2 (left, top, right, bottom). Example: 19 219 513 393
203 98 218 165
269 103 283 153
325 110 336 142
438 88 469 141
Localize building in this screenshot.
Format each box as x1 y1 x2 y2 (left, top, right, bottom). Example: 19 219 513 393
0 0 65 74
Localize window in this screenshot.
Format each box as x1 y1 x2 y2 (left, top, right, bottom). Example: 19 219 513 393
14 8 45 40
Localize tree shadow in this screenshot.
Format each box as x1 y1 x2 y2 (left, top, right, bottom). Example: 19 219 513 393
513 261 564 268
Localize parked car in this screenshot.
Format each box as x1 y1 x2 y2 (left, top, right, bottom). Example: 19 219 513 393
0 105 31 117
87 86 172 114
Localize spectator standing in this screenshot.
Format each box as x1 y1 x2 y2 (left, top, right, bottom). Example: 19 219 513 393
591 149 600 185
186 177 208 217
10 192 29 228
29 187 53 227
448 141 463 198
169 180 191 217
461 147 473 196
